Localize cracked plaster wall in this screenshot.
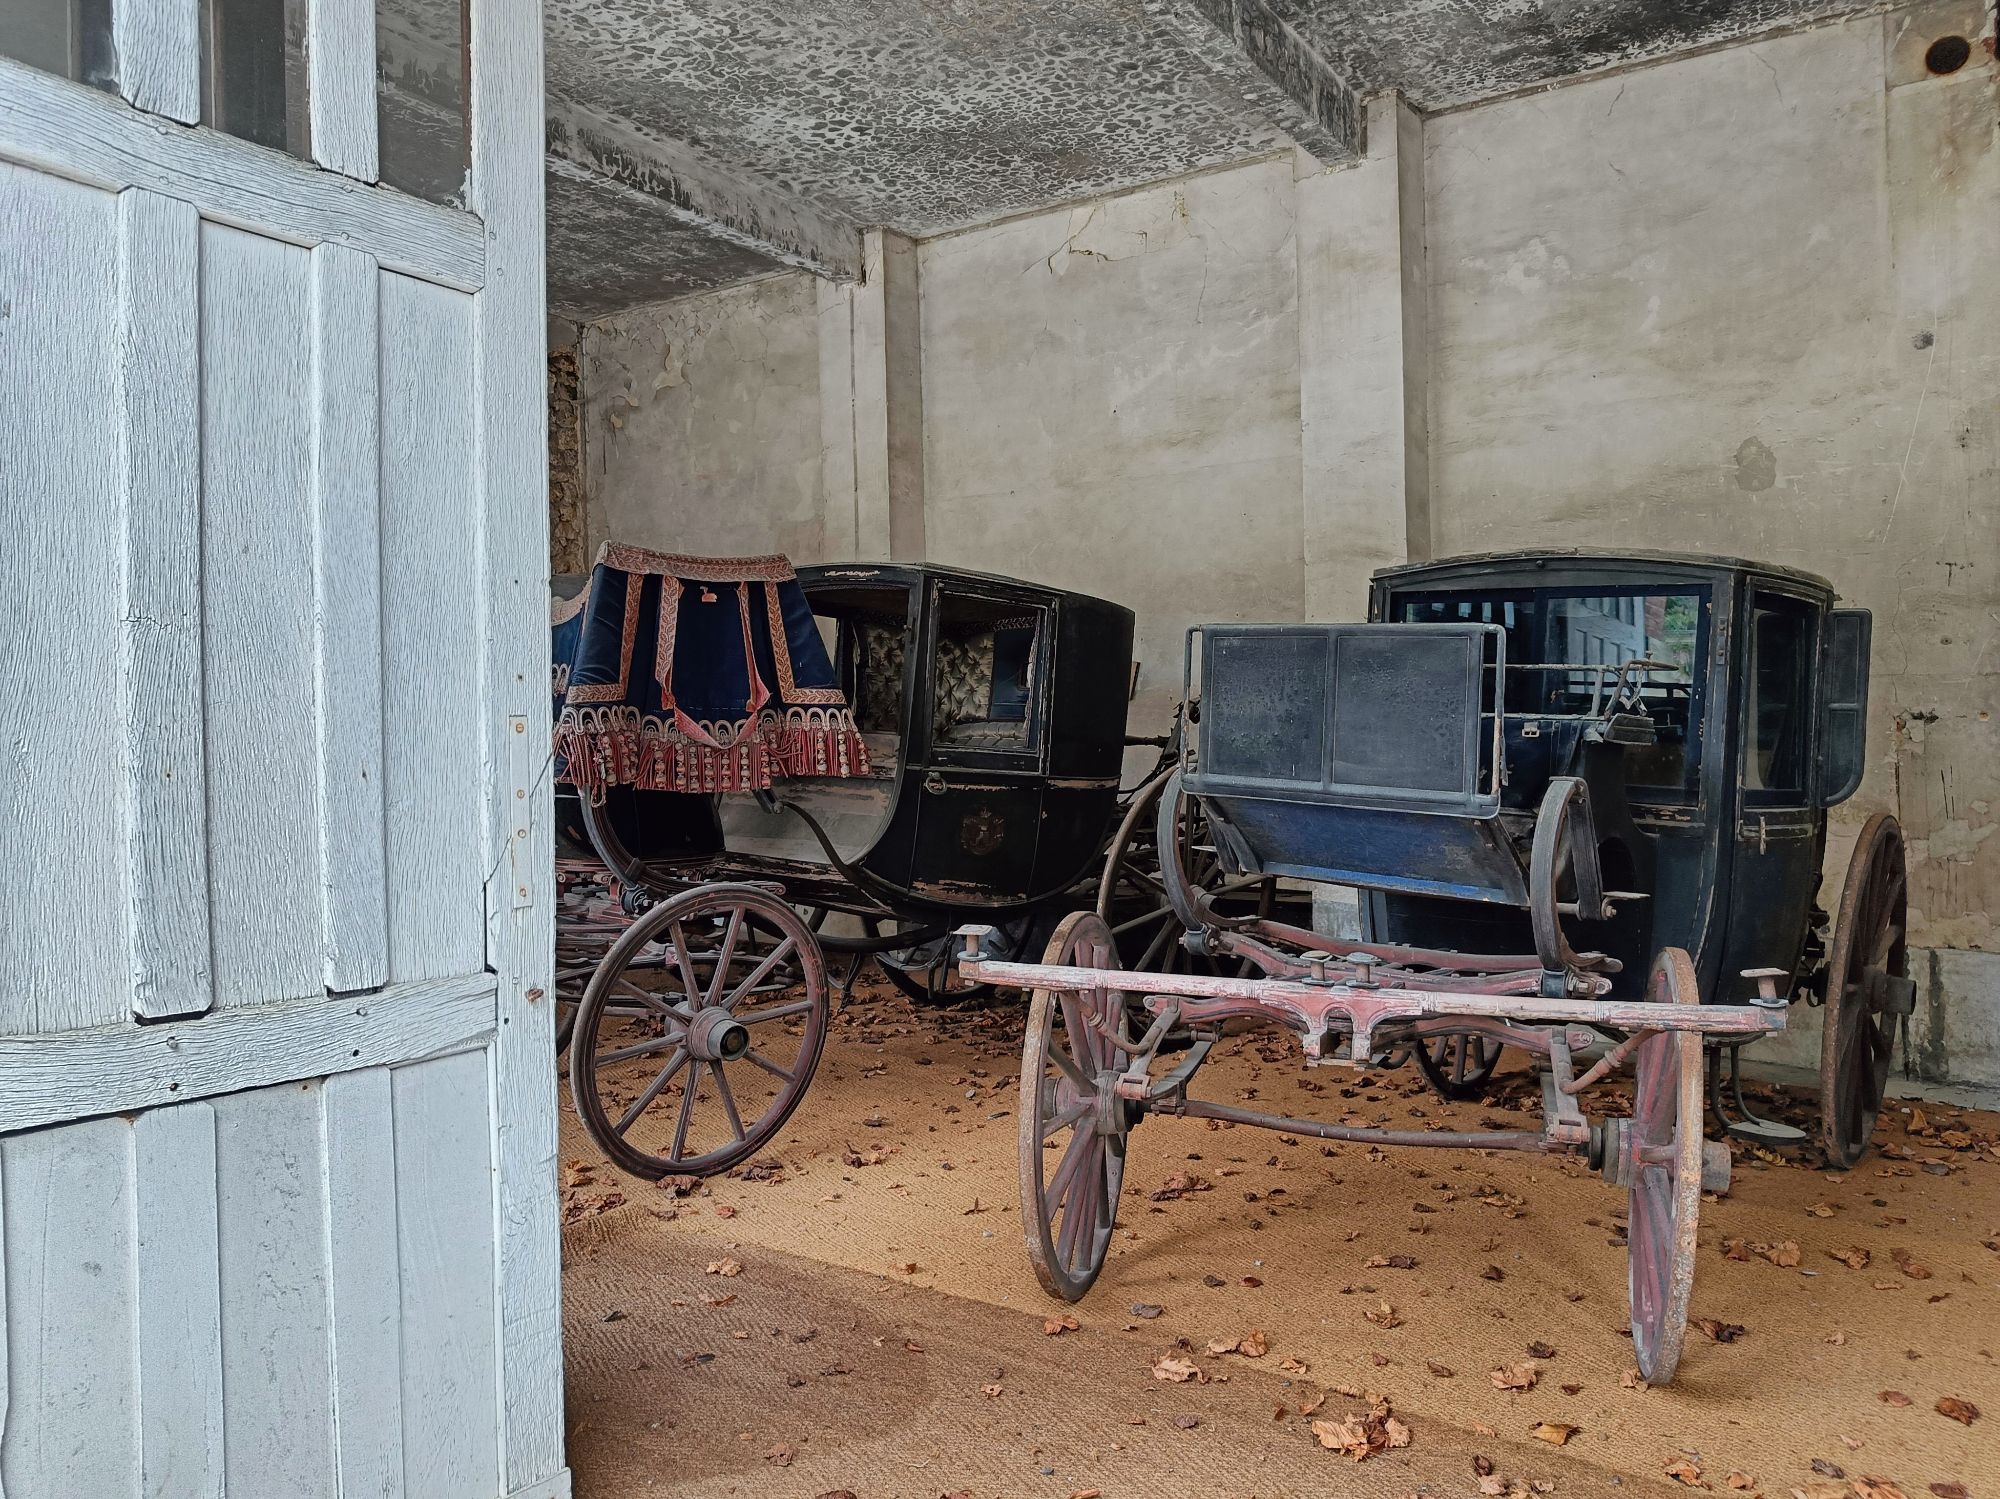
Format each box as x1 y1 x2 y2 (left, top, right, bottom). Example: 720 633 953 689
578 275 829 562
1424 5 1999 1077
575 3 1998 1082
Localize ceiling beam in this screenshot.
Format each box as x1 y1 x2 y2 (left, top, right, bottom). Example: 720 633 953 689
1151 0 1365 163
544 96 863 283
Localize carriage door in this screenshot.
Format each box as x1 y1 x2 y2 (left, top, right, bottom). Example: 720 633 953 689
912 583 1052 901
1720 590 1823 999
0 7 564 1498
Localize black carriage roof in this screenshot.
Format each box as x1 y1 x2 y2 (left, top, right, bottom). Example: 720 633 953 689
797 560 1130 616
1373 548 1835 599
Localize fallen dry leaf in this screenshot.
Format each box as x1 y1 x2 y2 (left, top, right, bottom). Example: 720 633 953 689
763 1442 796 1466
1930 1485 1970 1499
1531 1422 1578 1446
1935 1396 1980 1426
1362 1301 1402 1329
1043 1314 1079 1336
1759 1240 1803 1268
1694 1318 1746 1343
1152 1354 1203 1383
1310 1403 1412 1462
1491 1362 1540 1392
1425 1360 1455 1378
1664 1457 1708 1488
1280 1356 1310 1375
1829 1247 1872 1270
1621 1367 1649 1390
1879 1390 1912 1407
704 1257 742 1278
1725 1473 1755 1490
1851 1479 1908 1499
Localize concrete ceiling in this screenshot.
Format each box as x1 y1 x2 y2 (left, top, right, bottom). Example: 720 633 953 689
541 0 1871 319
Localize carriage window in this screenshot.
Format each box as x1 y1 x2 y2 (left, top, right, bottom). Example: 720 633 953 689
1743 594 1812 802
1399 587 1706 797
932 594 1044 751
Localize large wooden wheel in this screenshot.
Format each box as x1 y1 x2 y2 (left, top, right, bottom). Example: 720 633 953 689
571 884 828 1179
1819 814 1909 1168
1019 911 1131 1302
1412 1032 1503 1100
1626 948 1706 1385
1098 769 1279 970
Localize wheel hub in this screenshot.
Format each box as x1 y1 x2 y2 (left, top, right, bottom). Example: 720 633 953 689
687 1006 751 1062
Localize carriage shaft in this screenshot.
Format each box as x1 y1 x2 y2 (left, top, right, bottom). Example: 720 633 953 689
958 956 1784 1037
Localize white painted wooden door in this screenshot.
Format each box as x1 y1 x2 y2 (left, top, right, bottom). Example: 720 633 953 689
0 3 563 1496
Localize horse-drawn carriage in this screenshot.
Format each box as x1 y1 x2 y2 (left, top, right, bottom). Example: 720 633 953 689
552 545 1134 1177
960 549 1901 1384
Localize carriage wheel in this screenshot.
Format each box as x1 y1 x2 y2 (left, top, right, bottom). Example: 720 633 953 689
1019 911 1131 1302
570 884 828 1179
1819 815 1908 1169
1099 770 1275 972
1412 1032 1503 1101
1626 948 1706 1385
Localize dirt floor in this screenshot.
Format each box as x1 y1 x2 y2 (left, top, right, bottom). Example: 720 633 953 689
559 974 2000 1499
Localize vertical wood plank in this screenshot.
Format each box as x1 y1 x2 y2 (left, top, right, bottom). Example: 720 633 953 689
133 1103 223 1499
312 243 390 994
308 0 380 181
200 222 322 1011
392 1051 498 1499
0 164 127 1036
119 187 213 1023
321 1068 405 1497
214 1081 336 1496
0 1139 9 1499
467 0 566 1488
377 271 483 983
0 1119 140 1499
115 0 201 124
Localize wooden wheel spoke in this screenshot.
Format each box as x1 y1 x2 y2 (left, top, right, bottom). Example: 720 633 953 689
670 1061 702 1159
1043 1125 1096 1214
1059 991 1101 1073
744 1046 797 1082
595 1031 686 1067
668 923 705 1010
1042 1096 1092 1140
705 907 745 1008
724 936 799 1011
612 977 690 1020
614 1047 688 1136
735 998 815 1027
710 1063 749 1143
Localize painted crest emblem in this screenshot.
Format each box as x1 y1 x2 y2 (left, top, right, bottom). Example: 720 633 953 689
960 808 1005 857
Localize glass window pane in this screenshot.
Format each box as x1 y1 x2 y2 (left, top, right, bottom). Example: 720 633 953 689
933 594 1045 751
1744 595 1813 800
376 0 467 205
1 0 116 92
203 0 309 156
1399 586 1707 796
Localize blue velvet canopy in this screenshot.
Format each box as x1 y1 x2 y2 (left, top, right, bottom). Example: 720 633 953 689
552 544 870 800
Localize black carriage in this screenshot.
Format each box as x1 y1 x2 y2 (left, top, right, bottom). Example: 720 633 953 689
960 548 1898 1384
1365 549 1903 1163
554 547 1134 1179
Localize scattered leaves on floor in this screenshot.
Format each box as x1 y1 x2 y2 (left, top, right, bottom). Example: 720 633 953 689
704 1257 742 1277
1664 1457 1707 1487
1530 1421 1577 1446
1310 1397 1411 1461
1152 1354 1204 1383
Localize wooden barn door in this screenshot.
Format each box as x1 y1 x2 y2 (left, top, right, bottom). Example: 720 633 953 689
0 3 563 1496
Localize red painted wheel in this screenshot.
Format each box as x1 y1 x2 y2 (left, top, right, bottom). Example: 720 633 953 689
1019 911 1130 1302
1626 948 1706 1385
571 884 828 1179
1819 814 1908 1169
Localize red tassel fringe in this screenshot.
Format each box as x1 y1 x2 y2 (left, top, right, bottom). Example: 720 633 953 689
555 707 872 803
